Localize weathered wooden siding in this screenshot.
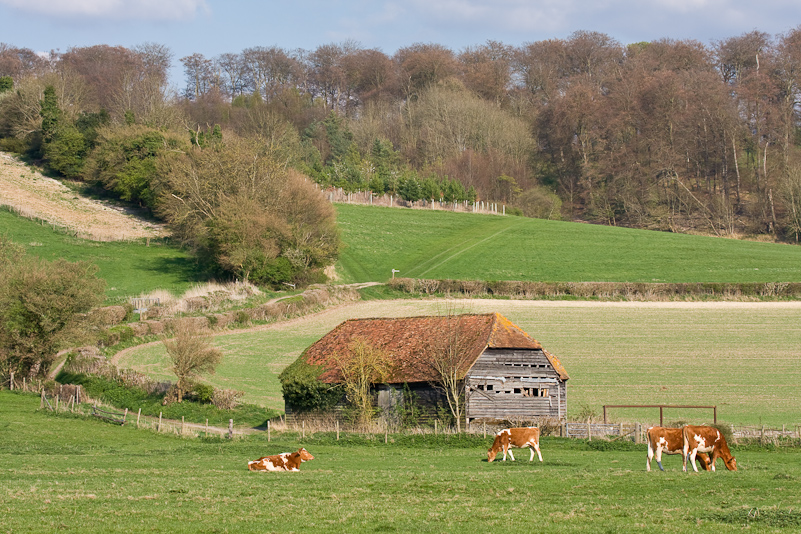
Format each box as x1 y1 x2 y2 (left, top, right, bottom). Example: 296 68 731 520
465 348 567 422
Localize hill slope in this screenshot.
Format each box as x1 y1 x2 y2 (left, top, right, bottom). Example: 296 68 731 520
335 203 801 283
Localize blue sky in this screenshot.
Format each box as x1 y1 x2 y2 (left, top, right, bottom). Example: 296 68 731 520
1 0 799 88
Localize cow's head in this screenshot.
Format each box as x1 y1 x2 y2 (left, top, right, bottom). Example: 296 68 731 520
724 455 737 471
487 447 499 462
298 448 315 462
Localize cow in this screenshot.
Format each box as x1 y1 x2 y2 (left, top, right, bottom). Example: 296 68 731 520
646 426 711 472
682 425 737 472
248 448 315 472
487 427 543 462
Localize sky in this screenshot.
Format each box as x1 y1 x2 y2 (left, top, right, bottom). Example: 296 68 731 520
1 0 799 88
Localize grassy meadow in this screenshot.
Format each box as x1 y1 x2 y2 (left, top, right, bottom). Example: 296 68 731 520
116 299 801 427
335 204 801 284
2 391 801 534
0 208 205 300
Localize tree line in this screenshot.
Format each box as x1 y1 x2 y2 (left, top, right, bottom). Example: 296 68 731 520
2 29 801 244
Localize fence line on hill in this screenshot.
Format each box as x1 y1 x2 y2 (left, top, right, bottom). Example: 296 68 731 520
323 187 505 216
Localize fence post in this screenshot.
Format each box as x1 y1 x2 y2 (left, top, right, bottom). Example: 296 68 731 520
181 416 185 435
228 419 233 439
9 372 13 391
40 389 45 409
483 421 486 439
76 385 80 404
267 420 270 442
435 420 438 435
206 419 209 438
635 422 642 444
336 420 339 441
137 408 141 428
56 395 59 412
158 412 162 432
302 420 305 439
619 421 623 437
122 408 128 425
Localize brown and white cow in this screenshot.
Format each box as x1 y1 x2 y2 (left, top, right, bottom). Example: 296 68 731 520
487 427 543 462
646 426 711 472
248 448 315 472
682 425 737 472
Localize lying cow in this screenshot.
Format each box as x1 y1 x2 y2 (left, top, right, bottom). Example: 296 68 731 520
248 447 315 472
646 426 711 472
682 425 737 472
487 427 543 462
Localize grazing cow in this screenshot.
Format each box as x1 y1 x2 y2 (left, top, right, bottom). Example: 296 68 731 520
487 427 543 462
646 426 711 472
248 448 315 472
682 425 737 472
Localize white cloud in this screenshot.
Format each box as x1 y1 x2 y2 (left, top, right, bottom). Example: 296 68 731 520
0 0 208 20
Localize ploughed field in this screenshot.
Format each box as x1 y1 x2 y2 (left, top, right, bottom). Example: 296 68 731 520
116 299 801 427
2 392 800 534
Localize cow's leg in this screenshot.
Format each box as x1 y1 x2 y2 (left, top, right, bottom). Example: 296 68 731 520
534 443 543 462
709 451 717 472
501 444 509 461
656 445 665 472
646 442 654 472
506 447 515 461
690 449 700 472
682 444 689 472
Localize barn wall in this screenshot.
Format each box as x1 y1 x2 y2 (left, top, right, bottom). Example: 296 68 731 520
285 383 450 427
465 348 567 422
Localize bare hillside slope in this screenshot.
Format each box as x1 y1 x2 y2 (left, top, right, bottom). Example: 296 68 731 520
0 152 167 241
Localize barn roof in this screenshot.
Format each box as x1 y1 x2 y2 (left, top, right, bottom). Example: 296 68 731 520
302 312 569 384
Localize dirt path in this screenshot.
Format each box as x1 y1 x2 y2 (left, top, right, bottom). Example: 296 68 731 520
0 151 167 241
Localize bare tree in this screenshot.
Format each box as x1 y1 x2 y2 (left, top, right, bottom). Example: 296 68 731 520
332 338 394 426
163 323 223 403
423 313 482 432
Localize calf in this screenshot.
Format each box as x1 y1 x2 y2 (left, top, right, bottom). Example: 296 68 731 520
682 425 737 472
248 448 315 472
646 426 710 472
487 427 543 462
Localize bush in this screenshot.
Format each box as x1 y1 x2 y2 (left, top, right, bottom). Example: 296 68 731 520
193 383 215 404
279 357 342 412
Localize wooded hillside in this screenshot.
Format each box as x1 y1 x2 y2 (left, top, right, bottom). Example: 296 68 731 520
2 29 801 242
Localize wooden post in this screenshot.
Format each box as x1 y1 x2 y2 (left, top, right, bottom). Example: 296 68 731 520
228 419 233 439
181 416 185 435
122 408 128 425
302 420 305 439
137 408 141 428
205 419 209 438
76 385 80 404
56 395 59 412
267 420 270 442
635 422 642 445
435 420 438 435
587 418 591 442
619 421 623 437
561 422 566 438
483 421 486 439
761 425 765 443
39 389 44 409
158 412 162 432
9 372 13 391
385 427 388 444
23 377 26 391
336 420 339 441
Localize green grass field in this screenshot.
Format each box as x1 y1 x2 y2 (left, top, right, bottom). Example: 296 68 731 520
8 203 801 301
335 204 801 283
2 392 801 534
0 209 206 300
115 299 801 427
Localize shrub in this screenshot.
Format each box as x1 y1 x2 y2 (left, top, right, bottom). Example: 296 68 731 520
211 388 244 410
279 357 342 412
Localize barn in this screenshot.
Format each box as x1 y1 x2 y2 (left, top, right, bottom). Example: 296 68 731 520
283 312 569 426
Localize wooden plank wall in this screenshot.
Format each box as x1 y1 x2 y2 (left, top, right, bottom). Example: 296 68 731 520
466 348 567 422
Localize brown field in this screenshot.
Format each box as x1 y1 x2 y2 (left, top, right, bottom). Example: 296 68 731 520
116 298 801 427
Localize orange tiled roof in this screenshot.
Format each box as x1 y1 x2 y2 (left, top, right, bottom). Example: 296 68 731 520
302 312 568 383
